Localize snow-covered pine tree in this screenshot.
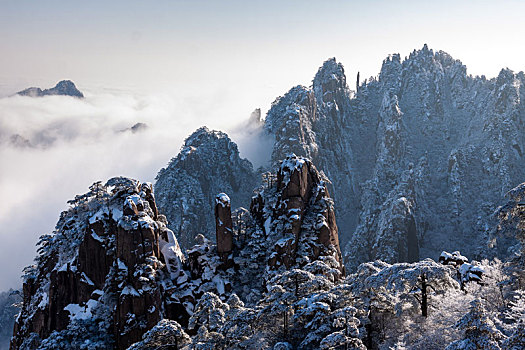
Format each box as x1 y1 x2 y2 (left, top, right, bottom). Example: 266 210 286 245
127 320 191 350
446 299 505 350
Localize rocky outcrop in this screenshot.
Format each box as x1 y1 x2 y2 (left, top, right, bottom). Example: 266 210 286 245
250 154 345 276
154 127 257 249
17 80 84 98
150 46 525 274
10 178 184 350
114 194 163 349
12 44 525 348
264 58 363 262
120 122 148 134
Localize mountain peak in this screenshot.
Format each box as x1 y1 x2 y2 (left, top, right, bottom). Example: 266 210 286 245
185 126 227 146
155 126 257 248
313 58 346 86
17 80 84 98
51 80 84 98
312 57 349 106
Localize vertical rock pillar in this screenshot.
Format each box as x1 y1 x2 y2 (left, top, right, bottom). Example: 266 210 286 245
215 193 233 264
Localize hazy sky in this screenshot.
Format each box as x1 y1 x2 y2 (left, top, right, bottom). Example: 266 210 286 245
2 0 525 290
2 0 525 99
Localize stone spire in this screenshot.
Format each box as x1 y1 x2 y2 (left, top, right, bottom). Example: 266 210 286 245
215 193 233 262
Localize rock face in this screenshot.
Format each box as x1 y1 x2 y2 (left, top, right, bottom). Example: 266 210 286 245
250 154 345 276
262 46 525 269
17 80 84 98
154 127 257 249
10 178 185 350
265 60 357 244
150 46 525 273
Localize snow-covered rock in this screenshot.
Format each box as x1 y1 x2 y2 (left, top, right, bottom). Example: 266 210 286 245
263 46 525 269
10 178 187 350
154 127 257 249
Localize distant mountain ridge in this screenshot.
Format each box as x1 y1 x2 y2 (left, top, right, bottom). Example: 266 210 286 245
17 80 84 98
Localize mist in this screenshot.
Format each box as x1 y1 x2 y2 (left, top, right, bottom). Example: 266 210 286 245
0 88 272 291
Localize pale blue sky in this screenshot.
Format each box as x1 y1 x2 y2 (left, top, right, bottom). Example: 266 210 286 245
2 0 525 107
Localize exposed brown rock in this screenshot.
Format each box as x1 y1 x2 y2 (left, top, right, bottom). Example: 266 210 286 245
215 193 233 262
10 180 181 350
141 182 158 220
114 198 163 349
261 155 345 275
48 268 80 332
77 220 114 290
11 158 346 349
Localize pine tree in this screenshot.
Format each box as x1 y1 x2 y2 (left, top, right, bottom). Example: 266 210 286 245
446 299 504 350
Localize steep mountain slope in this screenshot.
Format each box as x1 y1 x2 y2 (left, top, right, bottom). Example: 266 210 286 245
264 58 359 246
263 46 525 269
346 46 525 267
154 127 257 248
8 47 525 349
151 46 525 271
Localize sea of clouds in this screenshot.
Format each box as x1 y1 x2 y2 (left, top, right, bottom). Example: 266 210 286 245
0 88 273 290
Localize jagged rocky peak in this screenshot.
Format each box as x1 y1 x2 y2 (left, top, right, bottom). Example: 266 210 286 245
264 57 352 166
251 154 345 276
312 57 349 103
10 177 186 350
379 53 402 92
264 85 317 165
493 68 522 114
154 126 257 249
129 122 149 134
248 107 263 126
378 44 468 96
264 57 357 252
17 80 84 98
8 154 351 349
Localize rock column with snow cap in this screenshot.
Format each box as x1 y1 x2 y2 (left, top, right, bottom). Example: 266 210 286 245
263 154 345 275
277 155 318 241
215 192 233 262
277 154 319 201
115 191 162 349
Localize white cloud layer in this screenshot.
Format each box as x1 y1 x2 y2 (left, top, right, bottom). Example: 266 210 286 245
0 89 271 290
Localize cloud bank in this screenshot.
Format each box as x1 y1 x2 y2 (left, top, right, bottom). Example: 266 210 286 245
0 88 272 290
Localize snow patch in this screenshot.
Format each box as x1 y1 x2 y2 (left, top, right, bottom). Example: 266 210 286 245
64 299 98 321
215 193 231 207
